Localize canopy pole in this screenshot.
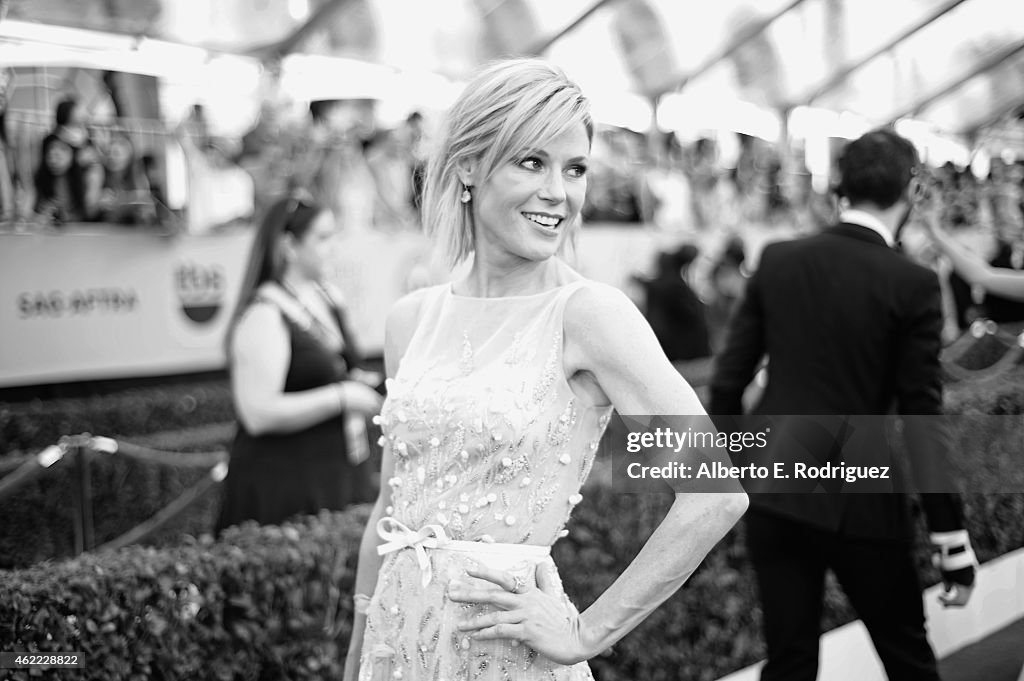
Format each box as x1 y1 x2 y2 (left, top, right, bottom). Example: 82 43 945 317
775 105 796 214
528 0 618 55
251 0 355 60
884 40 1024 125
798 0 970 106
648 0 810 98
959 98 1024 137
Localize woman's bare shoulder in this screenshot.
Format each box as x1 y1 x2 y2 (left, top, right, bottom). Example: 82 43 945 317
384 284 445 369
562 279 655 370
232 298 288 359
563 279 641 331
237 296 285 333
386 285 442 334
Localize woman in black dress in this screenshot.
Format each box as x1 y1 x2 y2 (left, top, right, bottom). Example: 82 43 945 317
215 195 383 532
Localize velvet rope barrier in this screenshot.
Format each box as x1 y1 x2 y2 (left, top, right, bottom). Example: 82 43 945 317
0 441 69 503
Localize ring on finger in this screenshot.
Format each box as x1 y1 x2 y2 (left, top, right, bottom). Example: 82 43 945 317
510 574 527 594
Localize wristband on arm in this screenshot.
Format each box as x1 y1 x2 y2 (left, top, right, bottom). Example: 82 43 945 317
930 530 978 574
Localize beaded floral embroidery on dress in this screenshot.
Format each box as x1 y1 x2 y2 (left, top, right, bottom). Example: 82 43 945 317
359 282 613 681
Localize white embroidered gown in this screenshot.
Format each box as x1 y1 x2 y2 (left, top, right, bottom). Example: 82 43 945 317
359 282 614 681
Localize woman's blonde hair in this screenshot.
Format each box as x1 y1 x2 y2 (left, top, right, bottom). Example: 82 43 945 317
421 58 593 268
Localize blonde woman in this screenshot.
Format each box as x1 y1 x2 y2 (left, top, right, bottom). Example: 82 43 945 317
344 58 747 681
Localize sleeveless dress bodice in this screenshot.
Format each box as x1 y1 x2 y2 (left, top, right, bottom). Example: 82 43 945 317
379 282 613 546
360 281 613 681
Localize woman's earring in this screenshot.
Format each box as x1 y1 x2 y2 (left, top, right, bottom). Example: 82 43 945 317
460 185 472 204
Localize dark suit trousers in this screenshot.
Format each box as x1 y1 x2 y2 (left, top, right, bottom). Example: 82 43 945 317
746 510 940 681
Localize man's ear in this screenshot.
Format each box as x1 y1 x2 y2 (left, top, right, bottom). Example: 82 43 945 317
455 157 477 187
907 176 927 205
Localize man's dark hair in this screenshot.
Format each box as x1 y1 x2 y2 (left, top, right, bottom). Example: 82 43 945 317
836 128 919 210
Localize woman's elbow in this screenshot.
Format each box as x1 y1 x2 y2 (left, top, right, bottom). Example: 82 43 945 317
715 490 749 526
236 404 277 436
239 416 272 437
729 490 750 519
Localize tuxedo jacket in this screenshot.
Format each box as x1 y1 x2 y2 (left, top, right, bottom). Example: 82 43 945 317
709 223 964 541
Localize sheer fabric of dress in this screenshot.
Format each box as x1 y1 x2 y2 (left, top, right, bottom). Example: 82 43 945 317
360 282 613 681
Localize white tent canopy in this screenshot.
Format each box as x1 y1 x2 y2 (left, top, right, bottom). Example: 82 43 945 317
7 0 1023 145
262 0 1024 140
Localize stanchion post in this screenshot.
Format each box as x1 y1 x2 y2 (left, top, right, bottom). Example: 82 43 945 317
69 438 84 556
78 437 94 551
67 434 95 556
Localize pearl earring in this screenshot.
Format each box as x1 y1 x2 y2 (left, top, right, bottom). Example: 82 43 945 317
460 185 471 204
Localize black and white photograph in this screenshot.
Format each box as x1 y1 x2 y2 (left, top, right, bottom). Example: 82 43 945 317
1 1 1022 679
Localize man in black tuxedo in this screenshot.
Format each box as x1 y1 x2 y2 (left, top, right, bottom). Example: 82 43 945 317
709 129 977 681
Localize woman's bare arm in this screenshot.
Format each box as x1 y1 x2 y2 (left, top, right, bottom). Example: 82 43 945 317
563 284 748 659
451 283 747 664
232 303 379 435
924 210 1024 302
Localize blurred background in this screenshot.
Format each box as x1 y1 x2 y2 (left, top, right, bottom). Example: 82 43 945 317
1 0 1023 385
0 2 1023 679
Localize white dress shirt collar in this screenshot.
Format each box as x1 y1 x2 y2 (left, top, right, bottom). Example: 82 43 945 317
839 209 895 247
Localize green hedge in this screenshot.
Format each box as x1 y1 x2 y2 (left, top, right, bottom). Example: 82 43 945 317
949 333 1013 371
938 363 1024 595
0 508 368 681
945 365 1024 415
0 382 236 569
0 494 763 681
555 483 1023 681
1 357 1015 569
0 380 234 455
0 445 224 570
554 492 760 681
2 484 1020 681
0 355 1020 678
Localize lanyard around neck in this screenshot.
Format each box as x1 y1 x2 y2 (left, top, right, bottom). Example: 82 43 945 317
276 282 344 350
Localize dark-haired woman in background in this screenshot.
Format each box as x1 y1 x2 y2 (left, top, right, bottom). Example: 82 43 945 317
215 196 383 533
33 134 86 224
98 131 156 225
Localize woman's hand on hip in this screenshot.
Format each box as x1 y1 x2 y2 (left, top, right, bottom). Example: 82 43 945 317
448 562 595 665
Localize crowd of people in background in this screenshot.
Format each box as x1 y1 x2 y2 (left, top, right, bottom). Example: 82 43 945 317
5 85 1023 268
1 95 168 227
4 52 1022 679
5 83 1024 351
634 149 1024 365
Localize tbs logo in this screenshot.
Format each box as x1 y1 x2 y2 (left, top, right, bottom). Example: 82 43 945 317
176 262 225 324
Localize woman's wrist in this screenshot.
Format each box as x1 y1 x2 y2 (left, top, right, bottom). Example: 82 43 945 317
333 382 347 414
573 613 604 664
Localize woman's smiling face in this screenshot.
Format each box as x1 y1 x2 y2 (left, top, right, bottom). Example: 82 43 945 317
470 123 590 264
